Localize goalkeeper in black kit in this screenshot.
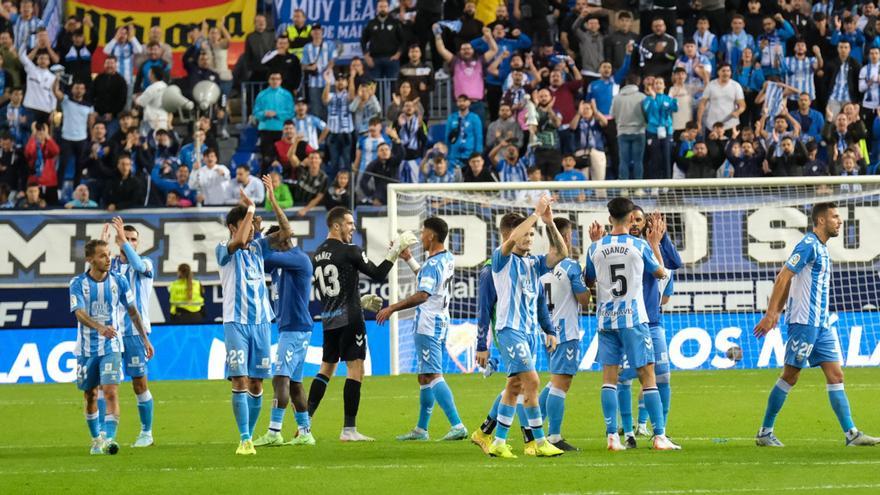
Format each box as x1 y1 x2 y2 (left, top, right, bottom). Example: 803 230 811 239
308 206 418 441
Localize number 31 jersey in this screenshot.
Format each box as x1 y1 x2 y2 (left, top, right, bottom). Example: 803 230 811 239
585 234 661 330
312 238 393 330
414 251 455 340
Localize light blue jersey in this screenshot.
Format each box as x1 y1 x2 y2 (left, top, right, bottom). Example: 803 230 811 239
539 258 587 342
294 114 327 150
216 237 275 325
491 247 549 334
414 251 455 340
785 232 831 329
69 271 134 357
111 243 154 336
586 235 662 330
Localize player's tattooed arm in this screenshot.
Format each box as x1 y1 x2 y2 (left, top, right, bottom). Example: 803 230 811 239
543 204 568 267
262 175 292 250
127 306 155 359
74 309 116 338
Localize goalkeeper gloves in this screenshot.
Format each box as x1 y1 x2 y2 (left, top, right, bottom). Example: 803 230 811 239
360 294 383 313
385 230 419 262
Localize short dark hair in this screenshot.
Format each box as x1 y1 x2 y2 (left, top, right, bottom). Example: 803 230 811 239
424 216 449 243
327 206 351 228
85 239 107 259
607 197 636 222
123 225 138 234
499 212 525 234
368 117 382 127
811 202 837 226
225 205 249 228
553 216 572 234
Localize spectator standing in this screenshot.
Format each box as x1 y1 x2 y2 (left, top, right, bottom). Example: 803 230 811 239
135 26 173 68
349 81 381 136
487 102 524 150
293 98 328 151
611 74 647 182
103 25 143 103
54 80 95 200
134 42 171 94
512 0 550 41
697 64 746 133
189 148 230 206
756 14 796 79
604 11 638 70
274 121 303 171
719 15 756 72
393 99 426 183
639 18 678 80
359 137 402 205
764 136 807 176
253 73 295 175
323 71 355 178
783 41 823 103
572 14 603 79
92 57 127 121
547 66 583 154
19 46 55 125
462 152 497 183
0 31 22 88
570 100 609 190
169 264 204 324
2 0 43 52
301 25 335 120
445 94 484 169
105 154 145 210
61 21 98 91
643 77 678 180
0 133 25 194
472 23 531 120
825 40 861 117
24 122 59 204
530 87 563 179
261 36 303 96
361 0 404 79
555 154 587 202
489 141 528 197
398 44 434 103
291 150 327 214
135 67 171 133
286 9 312 60
792 92 826 144
354 117 390 173
243 14 275 82
433 24 497 125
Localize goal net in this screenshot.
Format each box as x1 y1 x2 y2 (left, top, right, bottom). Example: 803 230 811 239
386 177 880 376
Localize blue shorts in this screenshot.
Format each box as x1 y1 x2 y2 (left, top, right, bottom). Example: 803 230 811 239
497 328 540 376
122 335 148 378
619 324 668 381
272 331 311 382
224 322 272 379
784 323 841 368
76 353 122 391
548 339 580 376
598 323 655 369
414 333 444 374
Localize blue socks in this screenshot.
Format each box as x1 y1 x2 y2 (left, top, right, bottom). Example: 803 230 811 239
269 406 285 433
601 384 619 434
525 406 545 441
488 392 502 419
617 381 633 434
637 396 648 425
232 390 250 441
538 385 550 419
827 383 855 432
494 402 516 442
247 392 262 438
294 411 311 434
418 384 434 431
86 411 100 439
762 378 792 430
431 378 463 428
104 414 118 440
97 390 106 434
643 387 665 435
657 380 671 421
136 390 153 433
546 387 566 438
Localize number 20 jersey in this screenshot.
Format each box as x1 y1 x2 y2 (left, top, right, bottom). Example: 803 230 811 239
585 234 661 331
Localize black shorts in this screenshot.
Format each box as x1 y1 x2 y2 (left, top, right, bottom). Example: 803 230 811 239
322 321 367 363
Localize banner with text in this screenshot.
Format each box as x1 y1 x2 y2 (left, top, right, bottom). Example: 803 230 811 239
273 0 378 59
67 0 256 77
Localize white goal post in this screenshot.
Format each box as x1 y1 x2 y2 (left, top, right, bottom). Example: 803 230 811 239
386 177 880 376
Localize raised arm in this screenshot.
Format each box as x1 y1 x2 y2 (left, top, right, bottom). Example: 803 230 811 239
262 175 292 250
227 188 256 253
501 194 550 256
542 204 569 268
112 216 149 274
433 26 454 64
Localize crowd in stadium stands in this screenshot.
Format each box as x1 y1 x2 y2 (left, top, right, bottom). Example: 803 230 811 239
1 0 879 210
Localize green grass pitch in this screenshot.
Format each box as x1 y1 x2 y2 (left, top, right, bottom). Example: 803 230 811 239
2 368 880 494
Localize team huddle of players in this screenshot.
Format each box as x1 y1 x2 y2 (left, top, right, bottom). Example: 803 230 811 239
69 181 880 456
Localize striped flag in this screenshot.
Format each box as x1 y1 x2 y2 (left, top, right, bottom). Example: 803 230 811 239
43 0 61 46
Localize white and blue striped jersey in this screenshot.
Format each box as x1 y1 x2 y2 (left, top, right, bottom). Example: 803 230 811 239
414 251 455 339
302 40 337 88
830 60 854 102
11 14 43 52
491 247 550 334
859 62 880 109
785 232 831 329
539 258 587 342
763 81 786 124
111 247 154 337
585 235 662 330
357 135 390 170
327 90 354 133
103 38 143 86
294 114 327 150
69 271 134 357
783 56 817 100
216 237 275 325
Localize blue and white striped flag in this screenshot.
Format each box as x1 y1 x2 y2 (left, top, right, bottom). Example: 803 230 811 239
43 0 61 46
